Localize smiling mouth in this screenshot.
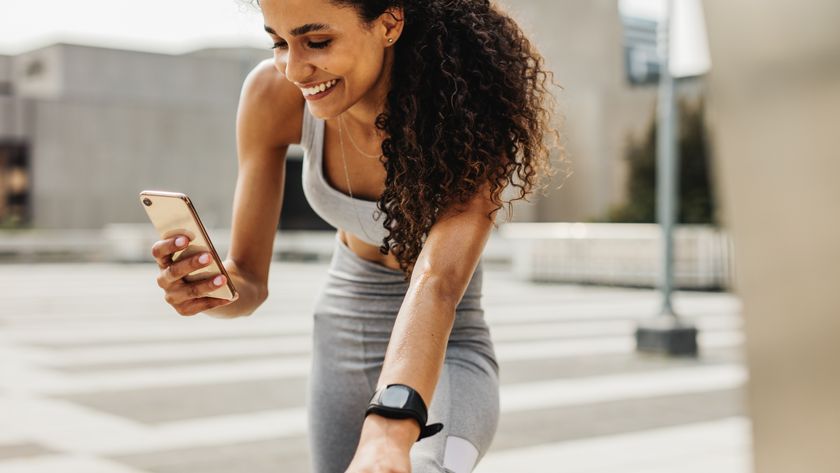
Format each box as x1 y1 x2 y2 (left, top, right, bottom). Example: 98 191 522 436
301 79 339 97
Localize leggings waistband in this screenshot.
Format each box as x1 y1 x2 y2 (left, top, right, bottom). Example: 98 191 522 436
324 232 484 312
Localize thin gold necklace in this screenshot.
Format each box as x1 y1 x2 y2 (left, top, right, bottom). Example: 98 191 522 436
336 115 380 244
339 113 383 159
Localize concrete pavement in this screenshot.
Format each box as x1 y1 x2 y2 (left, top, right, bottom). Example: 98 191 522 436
0 260 750 472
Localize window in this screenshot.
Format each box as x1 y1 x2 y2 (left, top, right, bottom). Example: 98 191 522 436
0 142 30 228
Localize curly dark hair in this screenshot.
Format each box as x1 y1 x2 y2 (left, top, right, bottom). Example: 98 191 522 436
249 0 567 281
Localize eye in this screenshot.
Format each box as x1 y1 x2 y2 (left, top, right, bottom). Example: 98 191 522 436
270 39 331 51
307 39 332 49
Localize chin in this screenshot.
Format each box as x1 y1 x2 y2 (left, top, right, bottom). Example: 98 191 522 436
308 101 354 121
306 103 338 120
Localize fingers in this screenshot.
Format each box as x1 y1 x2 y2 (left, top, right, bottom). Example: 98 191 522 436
173 295 233 317
151 235 190 269
157 251 216 289
152 235 233 317
164 274 228 306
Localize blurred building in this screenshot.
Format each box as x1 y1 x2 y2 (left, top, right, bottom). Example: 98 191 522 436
0 43 332 231
0 0 705 232
499 0 688 222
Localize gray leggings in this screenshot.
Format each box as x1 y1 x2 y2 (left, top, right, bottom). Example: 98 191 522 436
306 233 500 473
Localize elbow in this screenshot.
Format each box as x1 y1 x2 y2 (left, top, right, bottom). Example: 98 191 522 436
410 269 462 310
237 283 269 317
257 284 269 305
247 284 269 316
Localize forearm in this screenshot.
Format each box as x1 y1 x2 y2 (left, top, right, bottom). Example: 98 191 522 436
367 272 458 446
202 259 267 318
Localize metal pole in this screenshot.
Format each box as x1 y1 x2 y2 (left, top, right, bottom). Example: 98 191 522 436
635 0 698 356
657 0 677 318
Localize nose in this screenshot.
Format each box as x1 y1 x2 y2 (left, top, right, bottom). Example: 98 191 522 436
274 47 315 85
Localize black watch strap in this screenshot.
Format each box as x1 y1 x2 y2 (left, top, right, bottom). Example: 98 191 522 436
365 384 444 441
419 420 444 440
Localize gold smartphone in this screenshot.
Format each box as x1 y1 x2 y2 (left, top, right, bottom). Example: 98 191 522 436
139 190 238 301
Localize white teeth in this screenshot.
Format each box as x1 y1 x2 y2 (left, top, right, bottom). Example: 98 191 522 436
303 79 337 96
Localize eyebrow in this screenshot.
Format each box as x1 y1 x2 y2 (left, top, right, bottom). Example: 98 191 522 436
263 23 331 37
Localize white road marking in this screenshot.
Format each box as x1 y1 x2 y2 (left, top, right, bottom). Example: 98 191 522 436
0 364 745 457
474 417 752 473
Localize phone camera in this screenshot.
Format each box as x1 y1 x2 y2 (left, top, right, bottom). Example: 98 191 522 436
142 198 153 207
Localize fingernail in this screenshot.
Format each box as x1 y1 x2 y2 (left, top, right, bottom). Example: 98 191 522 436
175 236 187 247
213 275 224 286
199 253 210 264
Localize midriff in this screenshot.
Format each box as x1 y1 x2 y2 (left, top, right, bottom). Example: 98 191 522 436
338 228 403 271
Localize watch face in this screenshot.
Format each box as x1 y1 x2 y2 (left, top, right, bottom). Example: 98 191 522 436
380 385 410 408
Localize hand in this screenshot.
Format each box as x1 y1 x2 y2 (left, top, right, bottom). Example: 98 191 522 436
151 234 235 316
344 415 418 473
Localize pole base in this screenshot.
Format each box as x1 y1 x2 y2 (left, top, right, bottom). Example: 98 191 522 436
635 316 699 357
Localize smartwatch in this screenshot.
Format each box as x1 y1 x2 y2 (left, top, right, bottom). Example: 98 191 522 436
365 383 444 441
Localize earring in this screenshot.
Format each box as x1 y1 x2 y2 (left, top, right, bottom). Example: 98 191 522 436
387 38 394 43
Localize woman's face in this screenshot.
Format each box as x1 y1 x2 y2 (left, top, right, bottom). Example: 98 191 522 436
260 0 399 119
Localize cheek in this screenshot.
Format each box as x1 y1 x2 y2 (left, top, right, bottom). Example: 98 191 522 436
343 49 385 88
317 40 385 99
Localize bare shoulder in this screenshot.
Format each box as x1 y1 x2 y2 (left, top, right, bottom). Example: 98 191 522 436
237 58 305 149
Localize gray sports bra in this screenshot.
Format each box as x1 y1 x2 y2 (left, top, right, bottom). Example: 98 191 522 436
299 101 389 246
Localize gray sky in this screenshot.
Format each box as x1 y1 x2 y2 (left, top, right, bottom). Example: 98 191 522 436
0 0 708 76
0 0 269 55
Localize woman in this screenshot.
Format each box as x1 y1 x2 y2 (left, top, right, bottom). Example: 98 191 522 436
151 0 562 471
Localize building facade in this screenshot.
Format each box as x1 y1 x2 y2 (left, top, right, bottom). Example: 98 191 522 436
0 0 688 232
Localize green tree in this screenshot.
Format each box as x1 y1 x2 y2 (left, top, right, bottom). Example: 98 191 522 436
605 98 718 225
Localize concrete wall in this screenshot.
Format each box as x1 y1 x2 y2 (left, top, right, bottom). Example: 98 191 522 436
30 98 239 229
704 1 840 471
0 55 19 138
11 44 269 230
0 55 9 80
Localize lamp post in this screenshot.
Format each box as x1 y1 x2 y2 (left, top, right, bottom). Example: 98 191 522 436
634 0 698 356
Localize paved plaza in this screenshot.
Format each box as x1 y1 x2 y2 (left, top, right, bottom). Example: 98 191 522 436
0 259 751 472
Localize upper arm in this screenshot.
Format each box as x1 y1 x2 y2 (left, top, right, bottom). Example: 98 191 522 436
410 182 499 306
227 59 305 296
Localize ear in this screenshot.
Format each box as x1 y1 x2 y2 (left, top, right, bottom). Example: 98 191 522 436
378 6 404 47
